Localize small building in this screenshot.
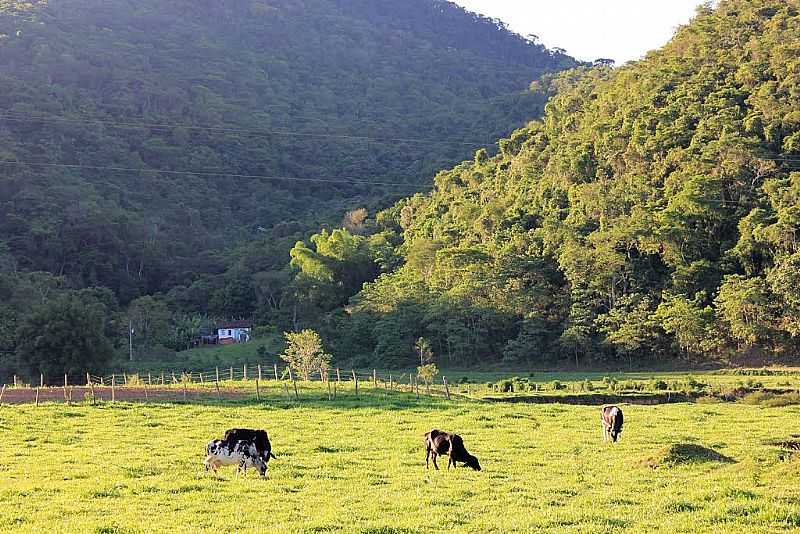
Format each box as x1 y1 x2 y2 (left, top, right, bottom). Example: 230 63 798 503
217 320 252 345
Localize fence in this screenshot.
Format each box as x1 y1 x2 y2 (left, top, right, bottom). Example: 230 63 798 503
0 364 459 405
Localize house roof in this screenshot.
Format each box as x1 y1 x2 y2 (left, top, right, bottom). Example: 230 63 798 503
218 320 253 329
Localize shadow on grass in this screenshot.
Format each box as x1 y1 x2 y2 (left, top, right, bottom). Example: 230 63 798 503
484 392 691 405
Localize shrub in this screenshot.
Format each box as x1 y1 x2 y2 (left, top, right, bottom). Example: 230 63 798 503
651 380 669 391
550 380 564 391
497 379 513 393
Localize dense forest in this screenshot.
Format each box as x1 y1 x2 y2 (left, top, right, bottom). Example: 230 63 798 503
299 0 800 368
0 0 577 376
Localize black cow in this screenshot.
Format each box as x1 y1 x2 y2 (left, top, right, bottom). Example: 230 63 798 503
222 428 276 463
424 429 481 471
600 405 624 442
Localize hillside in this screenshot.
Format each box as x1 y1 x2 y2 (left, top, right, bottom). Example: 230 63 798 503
332 0 800 367
0 0 575 301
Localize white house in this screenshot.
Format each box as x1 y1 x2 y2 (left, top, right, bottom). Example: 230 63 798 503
217 320 252 345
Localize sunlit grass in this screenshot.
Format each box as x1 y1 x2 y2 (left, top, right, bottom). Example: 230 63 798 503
2 388 800 532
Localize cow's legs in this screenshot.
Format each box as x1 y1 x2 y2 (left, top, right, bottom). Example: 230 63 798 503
425 448 431 469
447 455 453 470
432 454 440 470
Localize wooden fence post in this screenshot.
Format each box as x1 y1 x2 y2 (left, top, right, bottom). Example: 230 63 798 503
258 364 262 382
373 369 377 388
63 374 69 404
0 384 6 403
111 374 116 402
87 372 91 386
243 364 247 381
35 387 40 407
229 367 234 382
255 378 260 401
215 378 221 401
353 370 358 398
148 372 152 386
124 374 128 386
336 368 341 383
389 374 393 391
40 373 44 387
415 376 420 399
89 381 95 404
443 376 451 401
199 371 204 385
183 380 187 401
143 379 148 402
274 364 279 381
160 371 164 385
171 372 177 384
13 375 17 388
216 367 220 383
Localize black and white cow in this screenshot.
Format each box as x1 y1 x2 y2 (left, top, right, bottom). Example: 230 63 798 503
204 428 276 477
204 439 268 476
600 405 624 443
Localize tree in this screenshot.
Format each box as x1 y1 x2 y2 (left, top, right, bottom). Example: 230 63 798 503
280 329 332 381
127 296 170 356
16 294 113 379
414 337 433 366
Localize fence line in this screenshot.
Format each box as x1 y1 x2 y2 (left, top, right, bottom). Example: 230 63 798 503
0 363 453 405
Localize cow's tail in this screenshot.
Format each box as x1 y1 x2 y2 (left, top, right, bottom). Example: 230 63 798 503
269 451 277 460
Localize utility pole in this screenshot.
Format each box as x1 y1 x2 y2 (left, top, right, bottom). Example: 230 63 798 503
129 320 134 361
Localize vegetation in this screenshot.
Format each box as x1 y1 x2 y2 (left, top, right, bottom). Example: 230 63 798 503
280 329 331 380
322 0 800 368
0 0 577 380
3 390 800 531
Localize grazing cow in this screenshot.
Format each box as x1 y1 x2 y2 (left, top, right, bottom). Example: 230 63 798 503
204 439 268 477
600 405 624 442
222 428 276 464
424 429 481 471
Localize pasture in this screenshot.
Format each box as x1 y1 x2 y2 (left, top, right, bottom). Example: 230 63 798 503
2 383 800 532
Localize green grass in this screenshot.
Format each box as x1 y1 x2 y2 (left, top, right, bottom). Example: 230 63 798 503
113 335 284 374
2 383 800 532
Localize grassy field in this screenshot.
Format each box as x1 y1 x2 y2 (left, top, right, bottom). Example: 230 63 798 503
2 383 800 533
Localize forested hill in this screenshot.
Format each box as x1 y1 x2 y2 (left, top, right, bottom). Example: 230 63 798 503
0 0 575 302
318 0 800 367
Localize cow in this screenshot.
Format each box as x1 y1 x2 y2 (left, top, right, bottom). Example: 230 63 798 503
424 429 481 471
222 428 276 464
600 405 624 442
204 439 268 477
204 428 276 477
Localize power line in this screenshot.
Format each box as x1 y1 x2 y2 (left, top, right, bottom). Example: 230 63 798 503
0 112 491 148
0 159 433 189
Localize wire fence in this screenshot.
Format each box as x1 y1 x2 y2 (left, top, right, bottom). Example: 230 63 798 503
0 364 460 405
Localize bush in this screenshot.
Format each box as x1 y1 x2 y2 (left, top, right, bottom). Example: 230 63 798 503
651 380 669 391
497 379 513 393
550 380 564 391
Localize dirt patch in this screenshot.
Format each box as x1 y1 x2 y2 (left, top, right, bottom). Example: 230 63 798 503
0 386 252 405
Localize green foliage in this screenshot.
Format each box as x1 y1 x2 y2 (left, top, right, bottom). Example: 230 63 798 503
0 0 575 319
16 293 114 378
280 329 331 381
343 0 800 367
416 363 438 386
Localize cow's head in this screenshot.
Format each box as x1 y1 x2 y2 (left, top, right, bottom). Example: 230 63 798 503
255 457 268 477
464 454 481 471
